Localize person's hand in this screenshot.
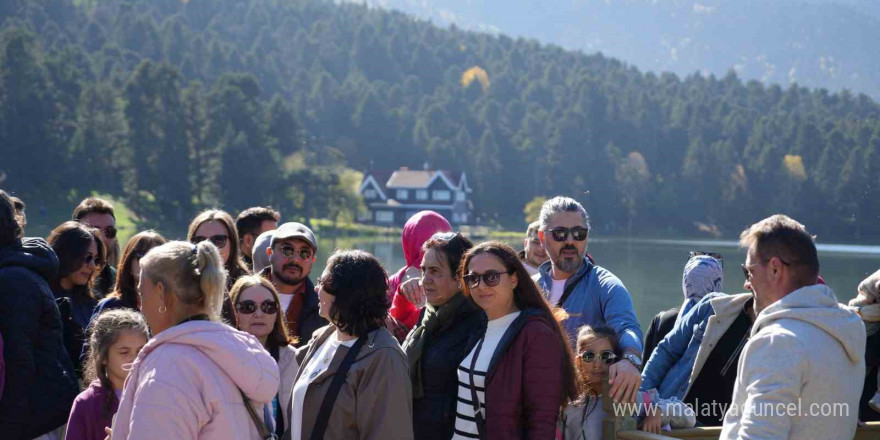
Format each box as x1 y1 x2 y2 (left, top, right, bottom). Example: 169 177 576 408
400 277 426 308
640 407 662 434
104 426 112 440
608 358 641 404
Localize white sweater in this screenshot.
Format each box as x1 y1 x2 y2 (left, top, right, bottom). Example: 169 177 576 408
720 284 865 440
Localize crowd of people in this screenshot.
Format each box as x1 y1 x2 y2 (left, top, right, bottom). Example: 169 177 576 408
0 189 878 440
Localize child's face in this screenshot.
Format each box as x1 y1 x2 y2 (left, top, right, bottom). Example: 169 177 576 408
105 329 148 389
577 335 615 390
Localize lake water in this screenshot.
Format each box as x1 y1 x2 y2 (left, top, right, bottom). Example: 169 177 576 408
317 236 880 330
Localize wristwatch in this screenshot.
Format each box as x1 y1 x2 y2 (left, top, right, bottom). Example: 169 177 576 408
623 353 642 369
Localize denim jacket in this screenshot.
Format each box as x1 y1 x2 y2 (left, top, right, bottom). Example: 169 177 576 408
640 292 751 399
534 258 643 354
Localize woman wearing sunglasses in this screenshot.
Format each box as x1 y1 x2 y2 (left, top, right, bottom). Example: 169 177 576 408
230 275 298 438
454 241 577 440
48 221 105 377
187 209 249 326
561 325 694 439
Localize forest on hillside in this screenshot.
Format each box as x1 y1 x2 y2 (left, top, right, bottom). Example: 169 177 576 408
1 0 879 240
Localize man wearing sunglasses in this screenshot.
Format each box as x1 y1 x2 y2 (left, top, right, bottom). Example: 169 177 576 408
260 222 327 347
720 215 864 440
72 197 118 298
533 196 643 404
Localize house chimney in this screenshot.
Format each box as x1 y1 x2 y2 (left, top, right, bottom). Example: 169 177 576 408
423 161 431 171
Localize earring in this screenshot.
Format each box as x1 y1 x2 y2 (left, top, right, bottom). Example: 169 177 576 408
158 305 167 313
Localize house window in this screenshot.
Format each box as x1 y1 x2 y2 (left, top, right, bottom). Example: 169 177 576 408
456 191 465 202
432 190 451 201
416 190 428 200
396 189 409 200
364 189 377 199
357 211 372 222
376 211 394 223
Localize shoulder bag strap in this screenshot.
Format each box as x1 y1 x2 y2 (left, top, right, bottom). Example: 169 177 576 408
468 336 487 440
309 336 366 440
239 389 276 440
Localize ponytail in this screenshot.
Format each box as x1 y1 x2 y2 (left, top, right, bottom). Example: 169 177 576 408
194 241 227 319
141 241 227 321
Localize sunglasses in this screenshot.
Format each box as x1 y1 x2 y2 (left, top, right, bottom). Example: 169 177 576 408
432 231 459 241
463 270 512 289
83 254 103 267
192 234 229 249
235 299 279 315
742 257 793 281
579 350 618 364
545 227 589 242
102 226 117 240
277 245 313 261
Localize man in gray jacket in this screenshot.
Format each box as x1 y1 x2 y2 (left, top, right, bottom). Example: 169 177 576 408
722 215 865 440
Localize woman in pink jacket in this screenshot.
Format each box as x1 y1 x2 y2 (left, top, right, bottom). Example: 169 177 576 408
110 241 280 440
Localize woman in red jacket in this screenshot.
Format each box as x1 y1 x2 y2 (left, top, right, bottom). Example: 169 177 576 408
454 241 578 440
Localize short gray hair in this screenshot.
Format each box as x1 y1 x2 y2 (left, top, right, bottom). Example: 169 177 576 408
538 196 590 230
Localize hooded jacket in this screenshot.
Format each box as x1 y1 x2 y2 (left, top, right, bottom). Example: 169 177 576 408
720 284 865 440
0 238 79 439
389 211 452 330
111 320 280 440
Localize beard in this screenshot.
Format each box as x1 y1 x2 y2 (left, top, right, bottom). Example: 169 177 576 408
552 244 584 274
273 263 305 286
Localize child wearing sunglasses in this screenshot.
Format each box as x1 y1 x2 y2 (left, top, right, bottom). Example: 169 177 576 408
559 325 695 439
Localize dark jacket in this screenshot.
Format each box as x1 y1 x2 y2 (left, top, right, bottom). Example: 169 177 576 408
259 267 327 347
0 238 79 439
53 285 97 376
642 306 679 365
402 295 487 440
93 264 116 300
485 309 567 440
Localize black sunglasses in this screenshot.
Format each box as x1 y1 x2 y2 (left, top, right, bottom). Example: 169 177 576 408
102 225 117 240
235 299 279 315
463 270 512 289
277 245 313 261
579 350 618 364
192 234 229 249
83 254 103 267
690 251 724 267
545 227 589 242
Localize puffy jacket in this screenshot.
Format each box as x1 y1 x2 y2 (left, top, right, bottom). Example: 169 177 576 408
534 258 642 353
0 238 79 439
111 320 280 440
484 309 568 440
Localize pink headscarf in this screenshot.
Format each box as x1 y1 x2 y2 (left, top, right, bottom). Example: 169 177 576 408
388 211 452 330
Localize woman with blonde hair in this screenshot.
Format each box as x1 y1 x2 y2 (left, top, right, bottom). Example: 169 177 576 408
110 241 279 440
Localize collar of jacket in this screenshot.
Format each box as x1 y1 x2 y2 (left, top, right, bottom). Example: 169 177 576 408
260 266 318 311
293 325 397 385
485 308 552 382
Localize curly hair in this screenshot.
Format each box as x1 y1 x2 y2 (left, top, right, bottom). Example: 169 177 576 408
320 250 390 338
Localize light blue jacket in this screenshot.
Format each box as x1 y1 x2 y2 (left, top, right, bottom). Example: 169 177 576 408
641 292 751 399
534 258 643 354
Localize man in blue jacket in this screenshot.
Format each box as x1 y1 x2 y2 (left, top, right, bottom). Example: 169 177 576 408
533 196 643 404
0 190 79 439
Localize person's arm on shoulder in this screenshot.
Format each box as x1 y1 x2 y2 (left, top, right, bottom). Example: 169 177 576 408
521 321 566 439
356 348 414 440
734 332 803 439
640 302 704 391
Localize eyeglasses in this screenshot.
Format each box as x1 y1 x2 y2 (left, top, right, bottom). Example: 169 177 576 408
101 226 117 240
742 257 793 280
235 299 279 315
545 227 589 242
463 270 512 289
579 350 618 364
277 245 313 261
83 254 103 267
192 234 229 249
689 251 723 267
